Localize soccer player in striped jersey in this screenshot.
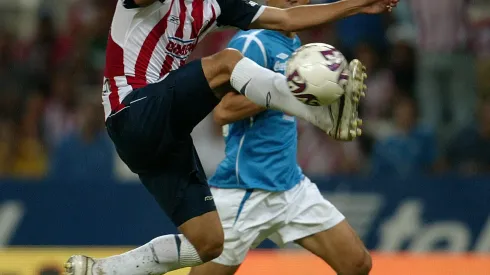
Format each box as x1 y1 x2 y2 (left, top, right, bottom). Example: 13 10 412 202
64 0 397 274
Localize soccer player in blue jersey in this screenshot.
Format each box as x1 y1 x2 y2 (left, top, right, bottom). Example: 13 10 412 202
189 1 371 275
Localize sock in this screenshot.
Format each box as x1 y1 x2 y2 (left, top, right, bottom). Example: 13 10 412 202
92 234 202 275
230 57 333 130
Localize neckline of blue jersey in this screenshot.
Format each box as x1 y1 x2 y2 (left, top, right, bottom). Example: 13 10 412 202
259 29 299 43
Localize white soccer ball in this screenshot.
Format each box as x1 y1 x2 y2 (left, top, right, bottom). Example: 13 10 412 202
286 43 348 106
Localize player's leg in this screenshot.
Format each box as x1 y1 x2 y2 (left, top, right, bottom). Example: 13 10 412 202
165 144 224 264
295 221 372 275
65 62 225 275
201 48 338 132
200 49 365 140
189 187 272 275
275 178 371 275
188 261 240 275
68 182 223 275
66 146 223 275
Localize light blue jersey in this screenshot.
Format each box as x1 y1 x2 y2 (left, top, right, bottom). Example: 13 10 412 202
209 29 304 192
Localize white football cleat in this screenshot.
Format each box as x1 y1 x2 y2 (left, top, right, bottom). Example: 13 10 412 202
64 255 95 275
326 59 367 141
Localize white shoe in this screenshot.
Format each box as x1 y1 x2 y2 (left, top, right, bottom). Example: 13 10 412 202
326 59 367 141
64 255 95 275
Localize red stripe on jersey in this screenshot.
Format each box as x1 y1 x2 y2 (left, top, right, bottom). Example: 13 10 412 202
180 0 204 67
126 76 147 89
191 0 204 39
199 4 216 42
108 78 125 111
134 0 175 85
105 34 125 111
160 0 187 77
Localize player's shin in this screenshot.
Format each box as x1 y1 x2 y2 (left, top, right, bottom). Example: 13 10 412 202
230 57 333 131
92 234 202 275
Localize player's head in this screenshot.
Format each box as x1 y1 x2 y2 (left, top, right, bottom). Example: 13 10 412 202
265 0 309 9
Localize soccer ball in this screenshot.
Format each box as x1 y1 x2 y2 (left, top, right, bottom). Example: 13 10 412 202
286 43 348 106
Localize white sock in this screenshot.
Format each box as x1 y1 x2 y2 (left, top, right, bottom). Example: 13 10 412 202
230 57 333 130
92 234 202 275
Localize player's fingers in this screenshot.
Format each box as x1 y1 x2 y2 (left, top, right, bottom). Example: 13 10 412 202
385 3 392 12
387 0 397 12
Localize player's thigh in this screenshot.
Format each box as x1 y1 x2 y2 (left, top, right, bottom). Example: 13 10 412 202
165 59 221 136
275 178 345 246
295 220 371 275
207 188 267 267
106 80 176 172
137 139 211 222
167 51 243 134
275 178 371 274
188 261 240 275
106 69 213 172
138 142 222 260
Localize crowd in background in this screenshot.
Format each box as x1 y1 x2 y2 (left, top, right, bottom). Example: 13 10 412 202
0 0 489 181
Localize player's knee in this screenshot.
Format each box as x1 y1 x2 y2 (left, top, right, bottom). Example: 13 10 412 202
355 251 372 275
194 231 224 262
342 251 372 275
214 48 244 74
202 48 244 91
197 238 224 262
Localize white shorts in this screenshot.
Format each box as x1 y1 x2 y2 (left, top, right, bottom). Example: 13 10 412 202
210 177 345 266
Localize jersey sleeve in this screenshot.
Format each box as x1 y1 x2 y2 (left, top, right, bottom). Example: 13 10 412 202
122 0 164 9
228 35 269 67
216 0 266 30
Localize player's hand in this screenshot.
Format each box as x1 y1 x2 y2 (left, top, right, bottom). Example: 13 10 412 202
358 0 399 14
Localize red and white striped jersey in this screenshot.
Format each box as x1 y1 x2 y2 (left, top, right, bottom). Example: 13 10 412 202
102 0 264 119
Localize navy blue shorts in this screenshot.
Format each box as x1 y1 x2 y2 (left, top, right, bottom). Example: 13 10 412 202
106 60 219 227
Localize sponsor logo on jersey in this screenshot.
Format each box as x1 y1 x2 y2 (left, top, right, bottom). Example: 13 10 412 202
168 15 180 25
273 61 287 72
165 37 197 59
276 53 289 60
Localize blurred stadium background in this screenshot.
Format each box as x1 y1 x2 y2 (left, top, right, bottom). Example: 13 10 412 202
0 0 489 274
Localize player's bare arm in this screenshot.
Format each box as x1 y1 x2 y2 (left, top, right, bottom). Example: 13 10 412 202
213 93 265 126
251 0 398 31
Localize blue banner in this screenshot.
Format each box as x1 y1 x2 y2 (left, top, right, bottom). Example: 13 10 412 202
1 177 489 251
